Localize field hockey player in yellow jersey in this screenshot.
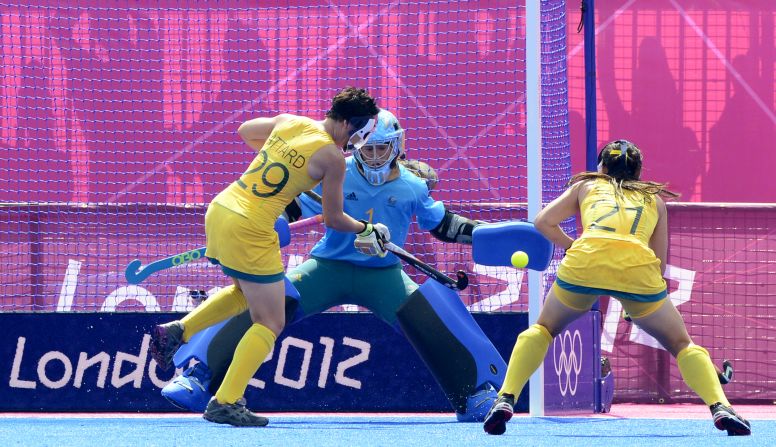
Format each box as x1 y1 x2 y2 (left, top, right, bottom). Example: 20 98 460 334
483 140 751 437
149 87 388 426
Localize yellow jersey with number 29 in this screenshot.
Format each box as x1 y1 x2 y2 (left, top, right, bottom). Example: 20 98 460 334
214 117 331 226
204 117 332 280
557 178 666 297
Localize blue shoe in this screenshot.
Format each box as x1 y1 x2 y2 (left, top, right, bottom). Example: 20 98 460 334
161 363 212 412
456 384 499 422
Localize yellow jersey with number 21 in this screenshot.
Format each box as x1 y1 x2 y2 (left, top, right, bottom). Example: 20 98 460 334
557 178 666 297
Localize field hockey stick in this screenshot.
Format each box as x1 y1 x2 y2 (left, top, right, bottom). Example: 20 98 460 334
301 189 467 290
124 214 323 284
718 359 733 385
384 242 468 290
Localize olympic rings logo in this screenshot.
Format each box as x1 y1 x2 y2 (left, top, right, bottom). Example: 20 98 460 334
552 329 583 396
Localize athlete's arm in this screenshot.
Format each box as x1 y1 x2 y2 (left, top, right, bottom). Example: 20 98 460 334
309 145 367 234
649 196 669 275
237 113 295 152
534 181 583 250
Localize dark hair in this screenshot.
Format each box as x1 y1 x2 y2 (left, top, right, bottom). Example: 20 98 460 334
325 87 379 121
568 140 679 201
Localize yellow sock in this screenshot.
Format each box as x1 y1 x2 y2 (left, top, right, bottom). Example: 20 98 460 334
215 323 276 404
499 324 553 396
180 285 248 342
677 344 729 407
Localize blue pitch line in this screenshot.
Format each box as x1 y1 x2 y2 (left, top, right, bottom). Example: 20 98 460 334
0 416 773 447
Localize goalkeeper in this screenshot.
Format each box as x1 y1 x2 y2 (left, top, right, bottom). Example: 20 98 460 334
162 109 506 422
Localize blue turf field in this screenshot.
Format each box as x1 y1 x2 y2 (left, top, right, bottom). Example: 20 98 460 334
1 415 774 447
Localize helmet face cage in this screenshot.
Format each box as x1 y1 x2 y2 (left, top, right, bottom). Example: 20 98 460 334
347 116 378 150
352 110 404 185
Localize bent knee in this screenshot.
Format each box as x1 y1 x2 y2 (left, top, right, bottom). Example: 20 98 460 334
247 313 284 336
263 321 284 336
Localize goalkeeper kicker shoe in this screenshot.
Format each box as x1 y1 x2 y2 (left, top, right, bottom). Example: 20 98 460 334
203 397 269 427
483 393 515 435
711 402 751 436
150 321 184 371
457 383 499 422
161 363 212 412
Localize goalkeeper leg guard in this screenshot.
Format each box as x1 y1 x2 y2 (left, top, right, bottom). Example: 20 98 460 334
161 361 213 412
499 324 552 397
676 344 730 407
214 323 276 405
162 313 251 412
396 280 507 422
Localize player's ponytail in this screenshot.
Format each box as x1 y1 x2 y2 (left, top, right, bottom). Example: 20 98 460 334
568 140 679 201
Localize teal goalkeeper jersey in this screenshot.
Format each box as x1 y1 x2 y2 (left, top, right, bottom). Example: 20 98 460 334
301 156 445 267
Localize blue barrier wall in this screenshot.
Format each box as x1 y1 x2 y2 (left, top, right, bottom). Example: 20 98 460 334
1 312 530 413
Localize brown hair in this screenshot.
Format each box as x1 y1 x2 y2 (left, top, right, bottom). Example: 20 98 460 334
325 87 379 121
568 140 679 202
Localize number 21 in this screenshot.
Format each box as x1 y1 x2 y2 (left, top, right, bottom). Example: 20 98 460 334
589 204 643 234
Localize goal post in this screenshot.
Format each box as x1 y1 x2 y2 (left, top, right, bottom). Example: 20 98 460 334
526 0 545 417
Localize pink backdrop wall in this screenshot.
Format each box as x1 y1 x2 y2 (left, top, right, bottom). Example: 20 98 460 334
0 2 532 206
3 1 772 203
567 0 775 203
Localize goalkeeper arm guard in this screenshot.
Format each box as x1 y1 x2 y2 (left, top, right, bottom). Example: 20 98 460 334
430 210 481 244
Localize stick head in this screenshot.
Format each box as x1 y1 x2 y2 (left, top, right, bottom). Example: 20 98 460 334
125 259 143 284
455 270 469 290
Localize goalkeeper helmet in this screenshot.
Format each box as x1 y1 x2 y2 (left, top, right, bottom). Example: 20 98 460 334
352 109 405 186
